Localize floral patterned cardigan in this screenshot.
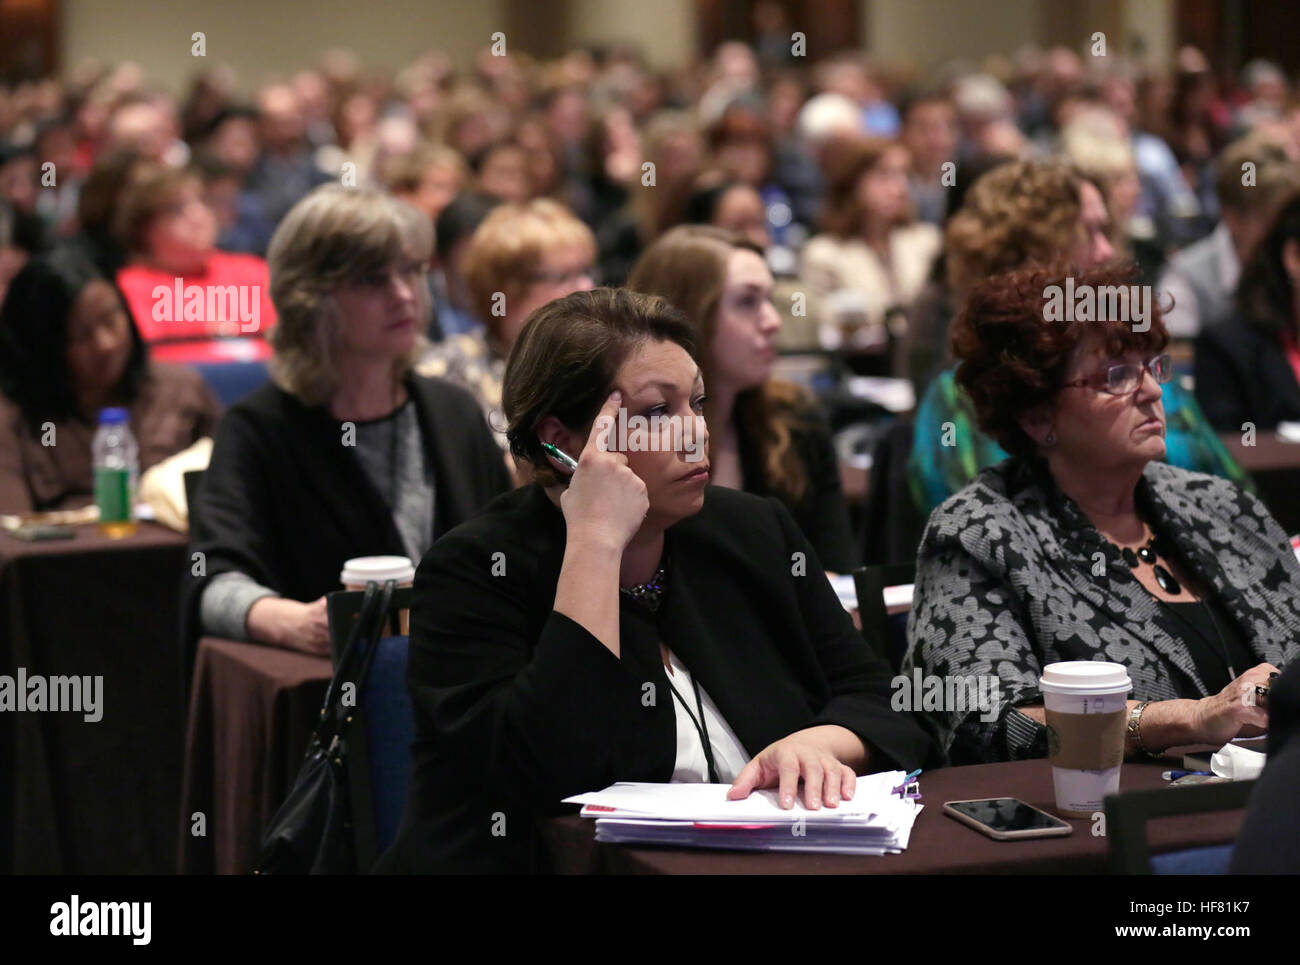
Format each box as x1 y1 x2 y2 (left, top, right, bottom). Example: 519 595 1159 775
904 453 1300 764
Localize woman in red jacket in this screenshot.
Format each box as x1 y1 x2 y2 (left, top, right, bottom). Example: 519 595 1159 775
115 163 277 364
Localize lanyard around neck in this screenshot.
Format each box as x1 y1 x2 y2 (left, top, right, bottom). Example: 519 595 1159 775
665 665 720 784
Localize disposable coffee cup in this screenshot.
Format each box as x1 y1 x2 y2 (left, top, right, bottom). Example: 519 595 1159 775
340 556 415 635
1038 661 1132 818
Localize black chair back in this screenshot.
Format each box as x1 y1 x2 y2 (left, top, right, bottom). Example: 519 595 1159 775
1104 779 1255 874
860 419 928 566
326 586 415 664
325 585 417 871
852 561 915 672
182 469 205 530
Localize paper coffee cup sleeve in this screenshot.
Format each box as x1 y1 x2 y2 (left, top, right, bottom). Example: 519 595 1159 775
1209 742 1265 780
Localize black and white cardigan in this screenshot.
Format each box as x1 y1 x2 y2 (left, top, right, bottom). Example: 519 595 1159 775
904 454 1300 764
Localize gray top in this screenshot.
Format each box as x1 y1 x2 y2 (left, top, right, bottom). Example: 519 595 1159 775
198 399 434 641
351 399 435 564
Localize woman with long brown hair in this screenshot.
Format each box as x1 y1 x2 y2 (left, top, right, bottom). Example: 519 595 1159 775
800 137 941 350
627 225 855 571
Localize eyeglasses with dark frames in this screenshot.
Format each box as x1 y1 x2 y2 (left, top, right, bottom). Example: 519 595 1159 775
1060 352 1173 396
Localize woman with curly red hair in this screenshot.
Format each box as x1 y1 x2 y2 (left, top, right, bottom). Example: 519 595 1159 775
904 262 1300 765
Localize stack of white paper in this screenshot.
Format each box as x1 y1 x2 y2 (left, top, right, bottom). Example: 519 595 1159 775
563 770 921 855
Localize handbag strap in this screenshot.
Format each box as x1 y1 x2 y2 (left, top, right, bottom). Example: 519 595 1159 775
351 579 397 697
316 580 387 738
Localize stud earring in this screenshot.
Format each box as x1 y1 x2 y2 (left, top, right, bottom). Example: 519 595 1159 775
1044 432 1057 446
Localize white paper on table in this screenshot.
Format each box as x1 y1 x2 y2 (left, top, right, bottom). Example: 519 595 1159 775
565 770 909 824
591 803 923 856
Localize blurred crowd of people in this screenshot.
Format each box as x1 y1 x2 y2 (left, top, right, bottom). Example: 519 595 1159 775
2 36 1300 538
5 31 1300 877
0 41 1293 321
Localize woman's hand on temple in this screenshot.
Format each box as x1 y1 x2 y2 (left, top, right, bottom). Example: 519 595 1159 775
727 725 863 810
560 390 648 551
1191 662 1278 746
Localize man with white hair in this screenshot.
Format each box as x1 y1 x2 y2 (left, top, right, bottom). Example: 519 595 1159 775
1236 59 1289 132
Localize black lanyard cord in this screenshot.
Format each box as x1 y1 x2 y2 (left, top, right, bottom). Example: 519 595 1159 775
666 670 720 784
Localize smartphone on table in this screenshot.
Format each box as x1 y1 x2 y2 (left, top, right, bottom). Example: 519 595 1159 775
943 798 1074 840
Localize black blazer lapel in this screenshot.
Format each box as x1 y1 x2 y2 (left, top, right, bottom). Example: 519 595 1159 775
658 529 813 758
616 601 677 779
408 375 489 540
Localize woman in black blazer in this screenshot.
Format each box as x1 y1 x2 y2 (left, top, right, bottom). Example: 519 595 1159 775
1194 193 1300 432
376 289 936 874
627 225 857 572
181 185 510 680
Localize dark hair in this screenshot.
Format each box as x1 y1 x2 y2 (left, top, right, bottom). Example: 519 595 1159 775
195 105 259 143
502 287 699 487
114 162 204 255
683 180 742 226
0 198 45 255
1237 192 1300 334
951 262 1169 456
0 249 148 431
75 147 144 276
434 190 501 263
819 137 909 238
77 147 144 239
898 87 954 123
944 152 1015 223
0 140 34 168
192 152 238 183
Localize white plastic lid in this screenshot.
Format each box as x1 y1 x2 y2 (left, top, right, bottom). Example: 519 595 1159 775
340 555 415 585
1039 661 1132 696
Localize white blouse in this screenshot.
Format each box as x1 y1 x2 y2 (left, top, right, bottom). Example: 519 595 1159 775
663 649 752 784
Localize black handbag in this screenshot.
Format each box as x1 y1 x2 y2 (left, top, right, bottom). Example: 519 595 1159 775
255 579 395 874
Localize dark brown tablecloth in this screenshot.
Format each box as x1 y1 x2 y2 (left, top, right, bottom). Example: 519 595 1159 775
178 637 333 874
1219 431 1300 535
540 760 1244 874
0 522 189 873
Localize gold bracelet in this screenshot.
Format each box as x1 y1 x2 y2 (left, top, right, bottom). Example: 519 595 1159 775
1128 700 1162 759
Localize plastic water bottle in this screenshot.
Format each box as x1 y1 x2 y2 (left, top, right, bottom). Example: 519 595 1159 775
93 407 138 538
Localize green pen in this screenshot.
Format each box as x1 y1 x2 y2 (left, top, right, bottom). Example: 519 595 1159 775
541 442 579 473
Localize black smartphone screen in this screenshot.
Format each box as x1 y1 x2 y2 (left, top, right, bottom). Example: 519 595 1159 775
947 798 1067 832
